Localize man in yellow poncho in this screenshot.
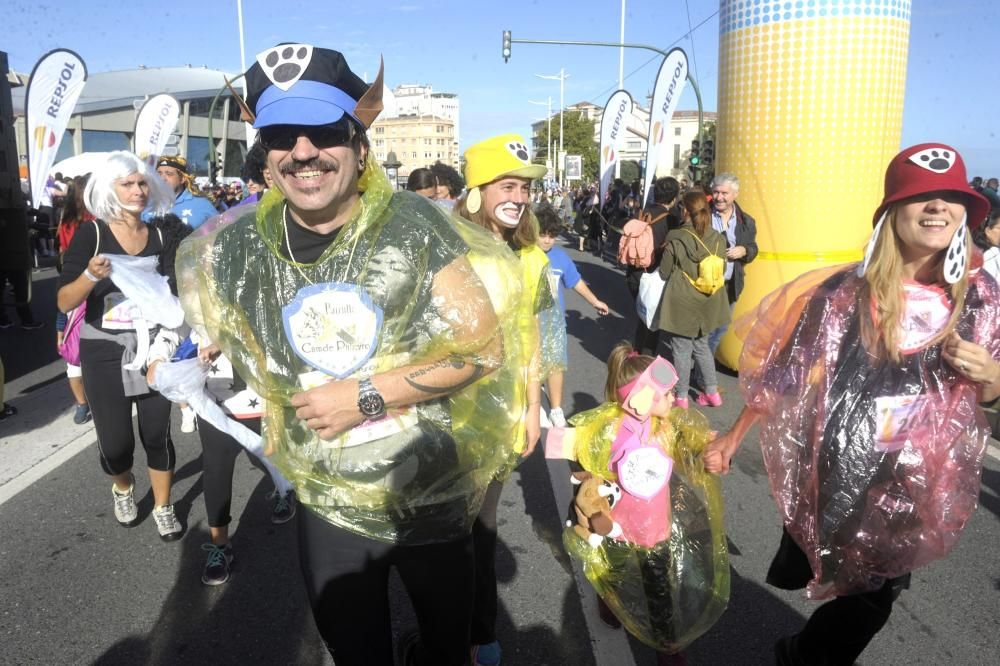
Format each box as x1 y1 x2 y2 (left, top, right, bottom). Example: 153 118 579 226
176 44 523 666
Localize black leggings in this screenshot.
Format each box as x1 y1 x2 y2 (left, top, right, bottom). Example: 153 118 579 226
471 479 504 645
297 506 474 666
768 528 909 665
197 415 264 528
81 339 174 475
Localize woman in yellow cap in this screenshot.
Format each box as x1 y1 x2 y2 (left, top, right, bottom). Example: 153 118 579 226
454 133 557 666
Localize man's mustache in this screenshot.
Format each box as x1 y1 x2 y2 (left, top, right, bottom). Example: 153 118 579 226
280 159 339 175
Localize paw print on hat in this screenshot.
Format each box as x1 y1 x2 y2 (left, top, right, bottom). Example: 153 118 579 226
506 141 531 164
908 147 955 174
257 44 314 91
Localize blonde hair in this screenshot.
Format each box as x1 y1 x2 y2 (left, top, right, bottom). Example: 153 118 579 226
862 207 970 364
453 184 539 250
604 341 654 403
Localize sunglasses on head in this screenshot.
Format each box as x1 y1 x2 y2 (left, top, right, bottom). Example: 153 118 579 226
259 122 355 151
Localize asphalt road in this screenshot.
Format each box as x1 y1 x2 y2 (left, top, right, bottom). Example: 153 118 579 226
1 242 998 665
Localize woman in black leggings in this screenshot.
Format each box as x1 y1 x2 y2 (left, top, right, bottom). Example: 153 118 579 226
57 151 186 542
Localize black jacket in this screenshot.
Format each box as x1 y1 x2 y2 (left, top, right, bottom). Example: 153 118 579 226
726 203 758 303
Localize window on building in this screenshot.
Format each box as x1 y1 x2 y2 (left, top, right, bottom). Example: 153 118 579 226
673 143 681 170
674 127 681 136
81 130 130 154
627 141 641 150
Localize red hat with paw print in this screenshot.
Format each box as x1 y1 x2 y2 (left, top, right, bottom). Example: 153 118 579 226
873 143 990 227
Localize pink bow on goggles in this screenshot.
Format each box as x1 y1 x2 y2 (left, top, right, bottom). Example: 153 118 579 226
617 356 679 420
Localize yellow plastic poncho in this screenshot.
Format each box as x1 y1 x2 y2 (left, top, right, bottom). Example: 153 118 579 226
563 404 730 653
176 163 525 544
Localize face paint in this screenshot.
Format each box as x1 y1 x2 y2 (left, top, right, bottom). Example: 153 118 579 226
492 202 524 228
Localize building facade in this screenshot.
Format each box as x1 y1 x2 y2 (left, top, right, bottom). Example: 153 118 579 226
369 114 458 184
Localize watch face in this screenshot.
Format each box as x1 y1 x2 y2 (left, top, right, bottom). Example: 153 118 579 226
358 391 385 418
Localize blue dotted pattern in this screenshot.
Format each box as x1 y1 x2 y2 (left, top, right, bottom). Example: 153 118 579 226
720 0 911 34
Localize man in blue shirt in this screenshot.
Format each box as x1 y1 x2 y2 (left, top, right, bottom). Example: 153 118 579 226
155 156 219 229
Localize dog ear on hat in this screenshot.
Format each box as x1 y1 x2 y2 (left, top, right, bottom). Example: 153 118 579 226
466 187 482 214
225 77 256 124
354 56 384 129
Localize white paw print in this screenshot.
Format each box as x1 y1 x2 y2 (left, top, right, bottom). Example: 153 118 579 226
908 147 955 174
506 141 530 163
257 44 314 90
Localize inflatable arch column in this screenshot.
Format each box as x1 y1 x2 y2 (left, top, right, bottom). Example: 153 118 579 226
715 0 912 368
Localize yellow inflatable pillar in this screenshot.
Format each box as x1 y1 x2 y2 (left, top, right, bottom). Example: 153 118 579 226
715 0 911 368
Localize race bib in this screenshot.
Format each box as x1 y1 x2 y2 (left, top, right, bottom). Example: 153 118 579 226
616 446 673 500
282 283 382 379
101 293 139 330
873 394 931 452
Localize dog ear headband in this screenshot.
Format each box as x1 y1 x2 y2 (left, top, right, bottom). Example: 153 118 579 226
617 356 679 420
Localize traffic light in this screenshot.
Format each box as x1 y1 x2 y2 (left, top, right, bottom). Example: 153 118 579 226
689 139 701 168
502 30 512 63
702 139 714 167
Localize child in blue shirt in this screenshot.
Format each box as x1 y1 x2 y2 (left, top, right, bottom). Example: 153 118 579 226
535 204 609 427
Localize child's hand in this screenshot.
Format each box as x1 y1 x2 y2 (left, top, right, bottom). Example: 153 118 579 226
522 406 541 457
592 300 609 316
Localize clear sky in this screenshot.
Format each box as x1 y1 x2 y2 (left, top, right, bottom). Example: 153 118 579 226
4 0 997 175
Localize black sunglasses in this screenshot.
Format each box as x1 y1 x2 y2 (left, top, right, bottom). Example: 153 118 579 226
259 122 355 151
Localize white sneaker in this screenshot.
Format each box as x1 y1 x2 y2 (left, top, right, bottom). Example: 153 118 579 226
180 406 197 433
152 504 183 541
549 407 568 428
539 406 553 429
112 477 138 526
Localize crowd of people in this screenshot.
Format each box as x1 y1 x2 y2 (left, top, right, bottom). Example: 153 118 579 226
2 41 1000 666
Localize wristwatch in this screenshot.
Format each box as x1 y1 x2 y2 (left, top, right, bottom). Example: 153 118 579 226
357 378 386 420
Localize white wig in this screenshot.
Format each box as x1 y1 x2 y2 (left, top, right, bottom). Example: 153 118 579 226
84 151 174 221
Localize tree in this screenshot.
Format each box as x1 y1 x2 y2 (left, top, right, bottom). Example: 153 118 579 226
534 109 599 183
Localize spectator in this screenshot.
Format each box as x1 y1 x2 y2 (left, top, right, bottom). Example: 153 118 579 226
430 161 464 202
535 204 608 427
980 177 1000 211
153 155 219 229
625 177 681 355
405 167 439 199
706 173 758 353
973 208 1000 283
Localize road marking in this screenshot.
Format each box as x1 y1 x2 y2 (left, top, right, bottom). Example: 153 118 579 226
0 429 93 506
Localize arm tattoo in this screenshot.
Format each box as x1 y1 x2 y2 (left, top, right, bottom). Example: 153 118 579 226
405 358 486 395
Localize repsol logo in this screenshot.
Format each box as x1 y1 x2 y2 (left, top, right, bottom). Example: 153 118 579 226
660 61 685 113
148 104 173 146
609 99 628 141
46 62 78 119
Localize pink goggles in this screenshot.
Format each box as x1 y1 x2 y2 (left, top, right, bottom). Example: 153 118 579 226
617 356 679 420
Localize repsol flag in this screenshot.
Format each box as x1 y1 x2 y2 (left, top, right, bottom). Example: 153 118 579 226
26 49 87 207
642 48 688 199
598 90 634 206
135 94 181 167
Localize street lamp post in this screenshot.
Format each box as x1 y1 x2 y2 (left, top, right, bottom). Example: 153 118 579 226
528 97 552 177
536 69 568 187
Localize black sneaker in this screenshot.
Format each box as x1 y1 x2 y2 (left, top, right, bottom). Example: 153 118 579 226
0 321 12 330
201 543 234 586
20 321 44 330
269 489 297 524
73 404 91 424
0 403 17 422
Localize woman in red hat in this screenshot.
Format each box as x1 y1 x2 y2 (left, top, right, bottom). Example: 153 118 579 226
703 143 997 665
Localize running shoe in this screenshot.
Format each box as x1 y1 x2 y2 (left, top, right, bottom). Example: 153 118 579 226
20 321 44 330
152 504 183 541
471 641 502 666
0 321 13 330
548 407 568 428
112 477 139 526
180 406 197 433
269 489 297 525
73 404 91 424
674 397 689 409
201 543 234 586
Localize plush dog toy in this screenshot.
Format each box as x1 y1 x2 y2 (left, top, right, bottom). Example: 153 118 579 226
568 471 624 547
